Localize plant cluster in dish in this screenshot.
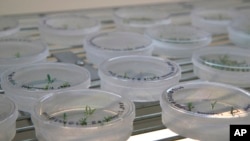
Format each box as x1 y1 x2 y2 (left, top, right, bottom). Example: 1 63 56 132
201 55 250 72
42 103 125 127
175 100 249 117
21 74 71 90
123 17 153 24
109 70 159 81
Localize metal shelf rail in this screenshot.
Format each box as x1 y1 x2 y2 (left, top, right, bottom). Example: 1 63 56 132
1 0 250 140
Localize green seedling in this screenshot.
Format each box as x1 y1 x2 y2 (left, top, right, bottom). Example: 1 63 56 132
211 100 217 110
15 52 20 58
187 102 194 111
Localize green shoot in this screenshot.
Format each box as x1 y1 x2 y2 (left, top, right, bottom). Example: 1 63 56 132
124 72 128 78
63 113 67 122
103 116 113 122
187 102 194 111
15 52 20 58
230 107 235 116
43 74 55 90
211 100 217 110
84 106 96 116
44 84 49 90
79 106 96 126
47 74 55 84
63 113 67 125
61 82 70 88
79 117 87 126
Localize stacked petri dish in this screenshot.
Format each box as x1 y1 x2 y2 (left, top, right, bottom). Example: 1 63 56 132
113 7 171 33
0 95 18 141
191 8 236 35
160 81 250 141
84 31 153 66
1 62 91 113
0 38 49 75
0 17 20 38
31 89 135 141
228 14 250 49
98 55 181 102
145 25 211 58
39 14 101 46
192 46 250 87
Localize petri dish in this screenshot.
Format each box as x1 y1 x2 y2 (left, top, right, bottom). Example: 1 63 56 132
98 55 181 102
1 62 91 112
84 31 153 66
192 46 250 87
160 81 250 141
145 25 211 58
31 89 135 141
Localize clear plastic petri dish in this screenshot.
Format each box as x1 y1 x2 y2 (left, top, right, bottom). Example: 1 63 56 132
0 95 18 141
84 31 153 66
98 55 181 102
31 89 135 141
228 15 250 49
160 81 250 141
39 14 101 46
1 62 91 113
192 46 250 87
0 38 49 75
0 17 20 38
113 7 171 33
191 8 237 35
145 25 212 58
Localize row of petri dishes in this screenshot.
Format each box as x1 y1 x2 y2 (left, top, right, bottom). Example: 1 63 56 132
1 7 250 141
1 6 250 46
1 7 250 59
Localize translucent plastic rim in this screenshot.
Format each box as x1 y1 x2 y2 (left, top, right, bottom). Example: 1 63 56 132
161 81 250 118
39 14 101 36
0 18 20 38
0 95 18 125
1 62 91 94
145 25 211 46
191 9 235 24
85 31 153 53
99 55 181 86
113 7 171 27
192 47 250 72
0 38 49 65
33 89 135 129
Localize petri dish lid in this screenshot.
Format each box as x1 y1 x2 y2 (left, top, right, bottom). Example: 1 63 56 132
33 89 135 128
229 15 250 35
85 31 152 53
1 63 91 96
0 17 20 38
145 25 211 49
39 14 101 35
114 7 171 27
161 81 250 118
193 46 250 72
0 95 17 124
99 55 181 87
0 38 49 66
191 8 236 24
192 46 250 87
